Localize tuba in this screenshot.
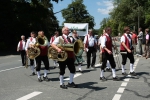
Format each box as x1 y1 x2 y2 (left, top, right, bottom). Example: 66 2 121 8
25 35 48 68
48 39 83 61
28 35 48 60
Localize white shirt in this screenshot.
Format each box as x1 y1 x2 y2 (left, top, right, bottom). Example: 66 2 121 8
98 36 103 45
101 33 111 48
121 33 132 45
83 34 97 47
50 36 57 44
25 37 36 51
70 36 78 42
138 31 143 40
52 34 72 45
17 40 26 50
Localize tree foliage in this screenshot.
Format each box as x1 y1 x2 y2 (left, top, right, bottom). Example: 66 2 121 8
99 0 150 36
0 0 59 52
61 0 95 29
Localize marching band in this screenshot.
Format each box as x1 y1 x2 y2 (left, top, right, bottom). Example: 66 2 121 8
17 26 147 89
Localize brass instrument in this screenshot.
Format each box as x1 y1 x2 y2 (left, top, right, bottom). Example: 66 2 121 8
25 35 48 68
48 39 82 61
75 39 84 56
24 57 29 68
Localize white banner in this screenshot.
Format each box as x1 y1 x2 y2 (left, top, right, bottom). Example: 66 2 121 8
64 23 88 36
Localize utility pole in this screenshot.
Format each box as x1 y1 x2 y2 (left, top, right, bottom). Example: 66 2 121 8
135 0 140 31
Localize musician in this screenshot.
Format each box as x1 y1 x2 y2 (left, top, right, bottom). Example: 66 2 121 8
17 35 26 66
84 29 97 69
25 32 36 76
35 31 50 82
100 27 120 81
70 30 84 73
120 26 136 76
50 31 59 68
51 27 77 89
99 30 111 72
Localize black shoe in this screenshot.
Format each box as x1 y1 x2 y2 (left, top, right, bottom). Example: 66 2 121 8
43 76 49 82
32 72 36 76
100 76 107 81
60 84 67 89
113 76 120 81
106 68 111 72
38 77 42 82
86 66 90 69
67 82 78 88
129 72 137 76
122 72 127 76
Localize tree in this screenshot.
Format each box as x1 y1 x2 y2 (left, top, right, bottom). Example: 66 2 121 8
61 0 95 29
0 0 60 52
99 0 149 36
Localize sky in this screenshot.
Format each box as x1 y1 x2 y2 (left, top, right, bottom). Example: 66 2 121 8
52 0 114 29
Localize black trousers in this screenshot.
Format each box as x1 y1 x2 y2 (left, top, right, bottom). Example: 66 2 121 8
58 58 76 75
20 50 26 65
30 59 34 66
121 52 134 65
35 55 49 71
87 47 96 67
101 52 116 70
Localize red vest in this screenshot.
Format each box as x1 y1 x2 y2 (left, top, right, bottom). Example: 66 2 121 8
120 34 130 51
19 40 23 50
102 34 112 53
51 36 55 43
39 46 48 56
85 35 96 48
62 35 74 58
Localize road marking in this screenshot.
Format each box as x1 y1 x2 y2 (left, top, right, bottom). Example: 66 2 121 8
112 94 121 100
112 58 139 100
0 66 23 73
117 87 125 93
123 78 130 82
121 82 127 87
64 73 82 81
16 91 42 100
0 55 16 59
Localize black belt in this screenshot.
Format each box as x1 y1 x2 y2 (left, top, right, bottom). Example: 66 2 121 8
88 46 94 48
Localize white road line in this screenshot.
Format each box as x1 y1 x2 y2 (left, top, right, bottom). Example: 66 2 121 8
117 87 125 93
121 82 128 87
123 78 130 82
112 94 121 100
112 58 139 100
16 91 42 100
0 66 23 73
64 73 82 81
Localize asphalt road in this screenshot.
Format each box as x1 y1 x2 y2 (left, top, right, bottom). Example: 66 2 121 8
0 43 150 100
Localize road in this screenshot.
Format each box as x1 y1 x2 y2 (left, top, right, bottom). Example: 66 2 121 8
0 44 150 100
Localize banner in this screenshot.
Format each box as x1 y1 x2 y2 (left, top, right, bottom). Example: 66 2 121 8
64 23 88 36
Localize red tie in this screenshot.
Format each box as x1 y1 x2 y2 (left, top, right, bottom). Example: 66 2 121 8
30 37 32 41
20 41 23 50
